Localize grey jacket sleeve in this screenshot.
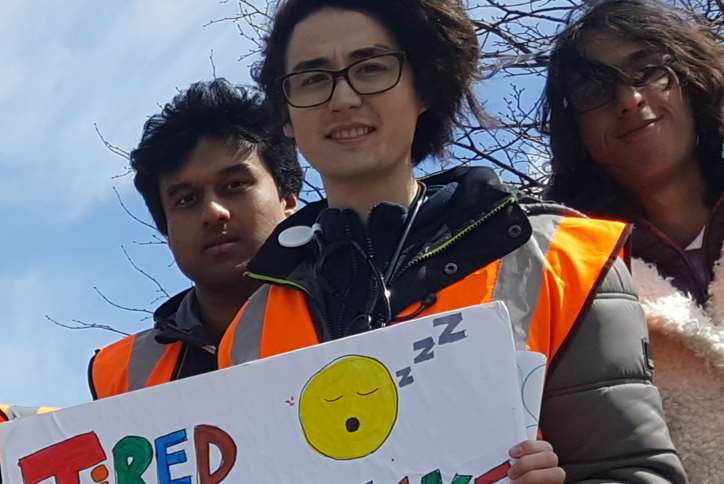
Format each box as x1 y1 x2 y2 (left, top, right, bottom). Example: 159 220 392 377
540 258 687 483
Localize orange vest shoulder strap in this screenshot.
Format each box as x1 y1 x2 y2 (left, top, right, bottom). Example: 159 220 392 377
260 285 319 357
218 299 251 369
92 331 183 399
0 404 8 423
526 216 629 360
143 340 184 388
219 284 319 367
91 334 136 398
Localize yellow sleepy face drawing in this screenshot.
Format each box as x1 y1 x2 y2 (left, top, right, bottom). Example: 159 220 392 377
299 355 398 460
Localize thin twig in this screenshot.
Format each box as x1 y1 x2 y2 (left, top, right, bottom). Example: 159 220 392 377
45 315 130 336
121 245 171 299
209 49 217 78
94 123 130 161
113 186 159 232
92 286 154 315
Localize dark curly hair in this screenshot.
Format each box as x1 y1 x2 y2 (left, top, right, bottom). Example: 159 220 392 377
253 0 489 165
540 0 724 217
131 79 302 235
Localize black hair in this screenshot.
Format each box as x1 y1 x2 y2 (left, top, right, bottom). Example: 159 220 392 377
540 0 724 216
131 78 302 235
253 0 489 165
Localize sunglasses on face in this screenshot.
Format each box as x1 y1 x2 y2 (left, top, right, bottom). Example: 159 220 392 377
564 55 677 113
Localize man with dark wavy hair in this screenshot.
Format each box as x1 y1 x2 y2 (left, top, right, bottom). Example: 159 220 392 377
88 79 302 399
541 0 724 479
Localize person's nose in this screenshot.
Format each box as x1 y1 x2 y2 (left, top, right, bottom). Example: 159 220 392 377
615 83 646 116
327 76 363 112
202 198 231 228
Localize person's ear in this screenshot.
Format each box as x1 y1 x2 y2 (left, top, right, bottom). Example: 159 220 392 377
281 193 298 217
417 96 428 116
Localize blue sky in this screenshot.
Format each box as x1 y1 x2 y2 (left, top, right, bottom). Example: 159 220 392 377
0 1 546 409
0 0 263 407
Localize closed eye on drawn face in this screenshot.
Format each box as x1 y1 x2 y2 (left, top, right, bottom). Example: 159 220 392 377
324 395 344 403
356 388 379 396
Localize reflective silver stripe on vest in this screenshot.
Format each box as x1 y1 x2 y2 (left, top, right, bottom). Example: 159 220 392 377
231 284 271 365
128 329 170 391
494 214 561 349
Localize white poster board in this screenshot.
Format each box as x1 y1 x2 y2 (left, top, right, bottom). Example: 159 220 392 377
0 303 535 484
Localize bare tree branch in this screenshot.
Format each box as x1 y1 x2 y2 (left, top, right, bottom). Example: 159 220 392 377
209 48 217 78
45 315 130 336
120 245 171 299
94 123 132 180
112 186 159 233
212 0 720 195
92 286 154 316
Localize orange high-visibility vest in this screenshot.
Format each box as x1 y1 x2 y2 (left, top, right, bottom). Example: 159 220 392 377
219 215 629 367
90 331 184 399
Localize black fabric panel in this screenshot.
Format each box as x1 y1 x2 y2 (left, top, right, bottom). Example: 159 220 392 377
174 343 217 380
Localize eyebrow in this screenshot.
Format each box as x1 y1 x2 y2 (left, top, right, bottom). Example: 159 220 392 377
163 163 254 199
620 48 664 69
218 162 254 178
573 47 665 81
164 181 193 200
290 44 395 72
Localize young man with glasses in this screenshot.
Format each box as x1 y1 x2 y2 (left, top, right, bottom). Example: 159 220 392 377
219 0 686 481
541 0 724 480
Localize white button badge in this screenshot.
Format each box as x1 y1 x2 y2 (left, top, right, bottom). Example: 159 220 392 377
278 225 317 248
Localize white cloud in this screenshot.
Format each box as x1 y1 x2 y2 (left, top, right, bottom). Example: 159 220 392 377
0 0 259 222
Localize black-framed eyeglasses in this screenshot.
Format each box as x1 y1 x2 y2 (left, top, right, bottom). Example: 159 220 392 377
564 56 677 113
280 52 405 108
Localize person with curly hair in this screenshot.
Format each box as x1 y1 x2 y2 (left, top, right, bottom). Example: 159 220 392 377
541 0 724 479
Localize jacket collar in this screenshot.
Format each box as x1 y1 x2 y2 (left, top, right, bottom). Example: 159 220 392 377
153 288 220 347
631 191 724 304
246 166 516 281
633 241 724 375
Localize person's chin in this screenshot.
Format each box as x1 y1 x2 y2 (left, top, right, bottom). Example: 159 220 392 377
324 153 384 177
204 240 242 257
198 267 250 289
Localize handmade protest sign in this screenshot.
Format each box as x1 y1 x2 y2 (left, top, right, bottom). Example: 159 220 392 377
0 302 530 484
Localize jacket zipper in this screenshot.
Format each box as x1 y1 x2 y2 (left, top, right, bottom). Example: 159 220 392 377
243 272 312 296
364 234 388 328
245 194 516 325
390 195 516 284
